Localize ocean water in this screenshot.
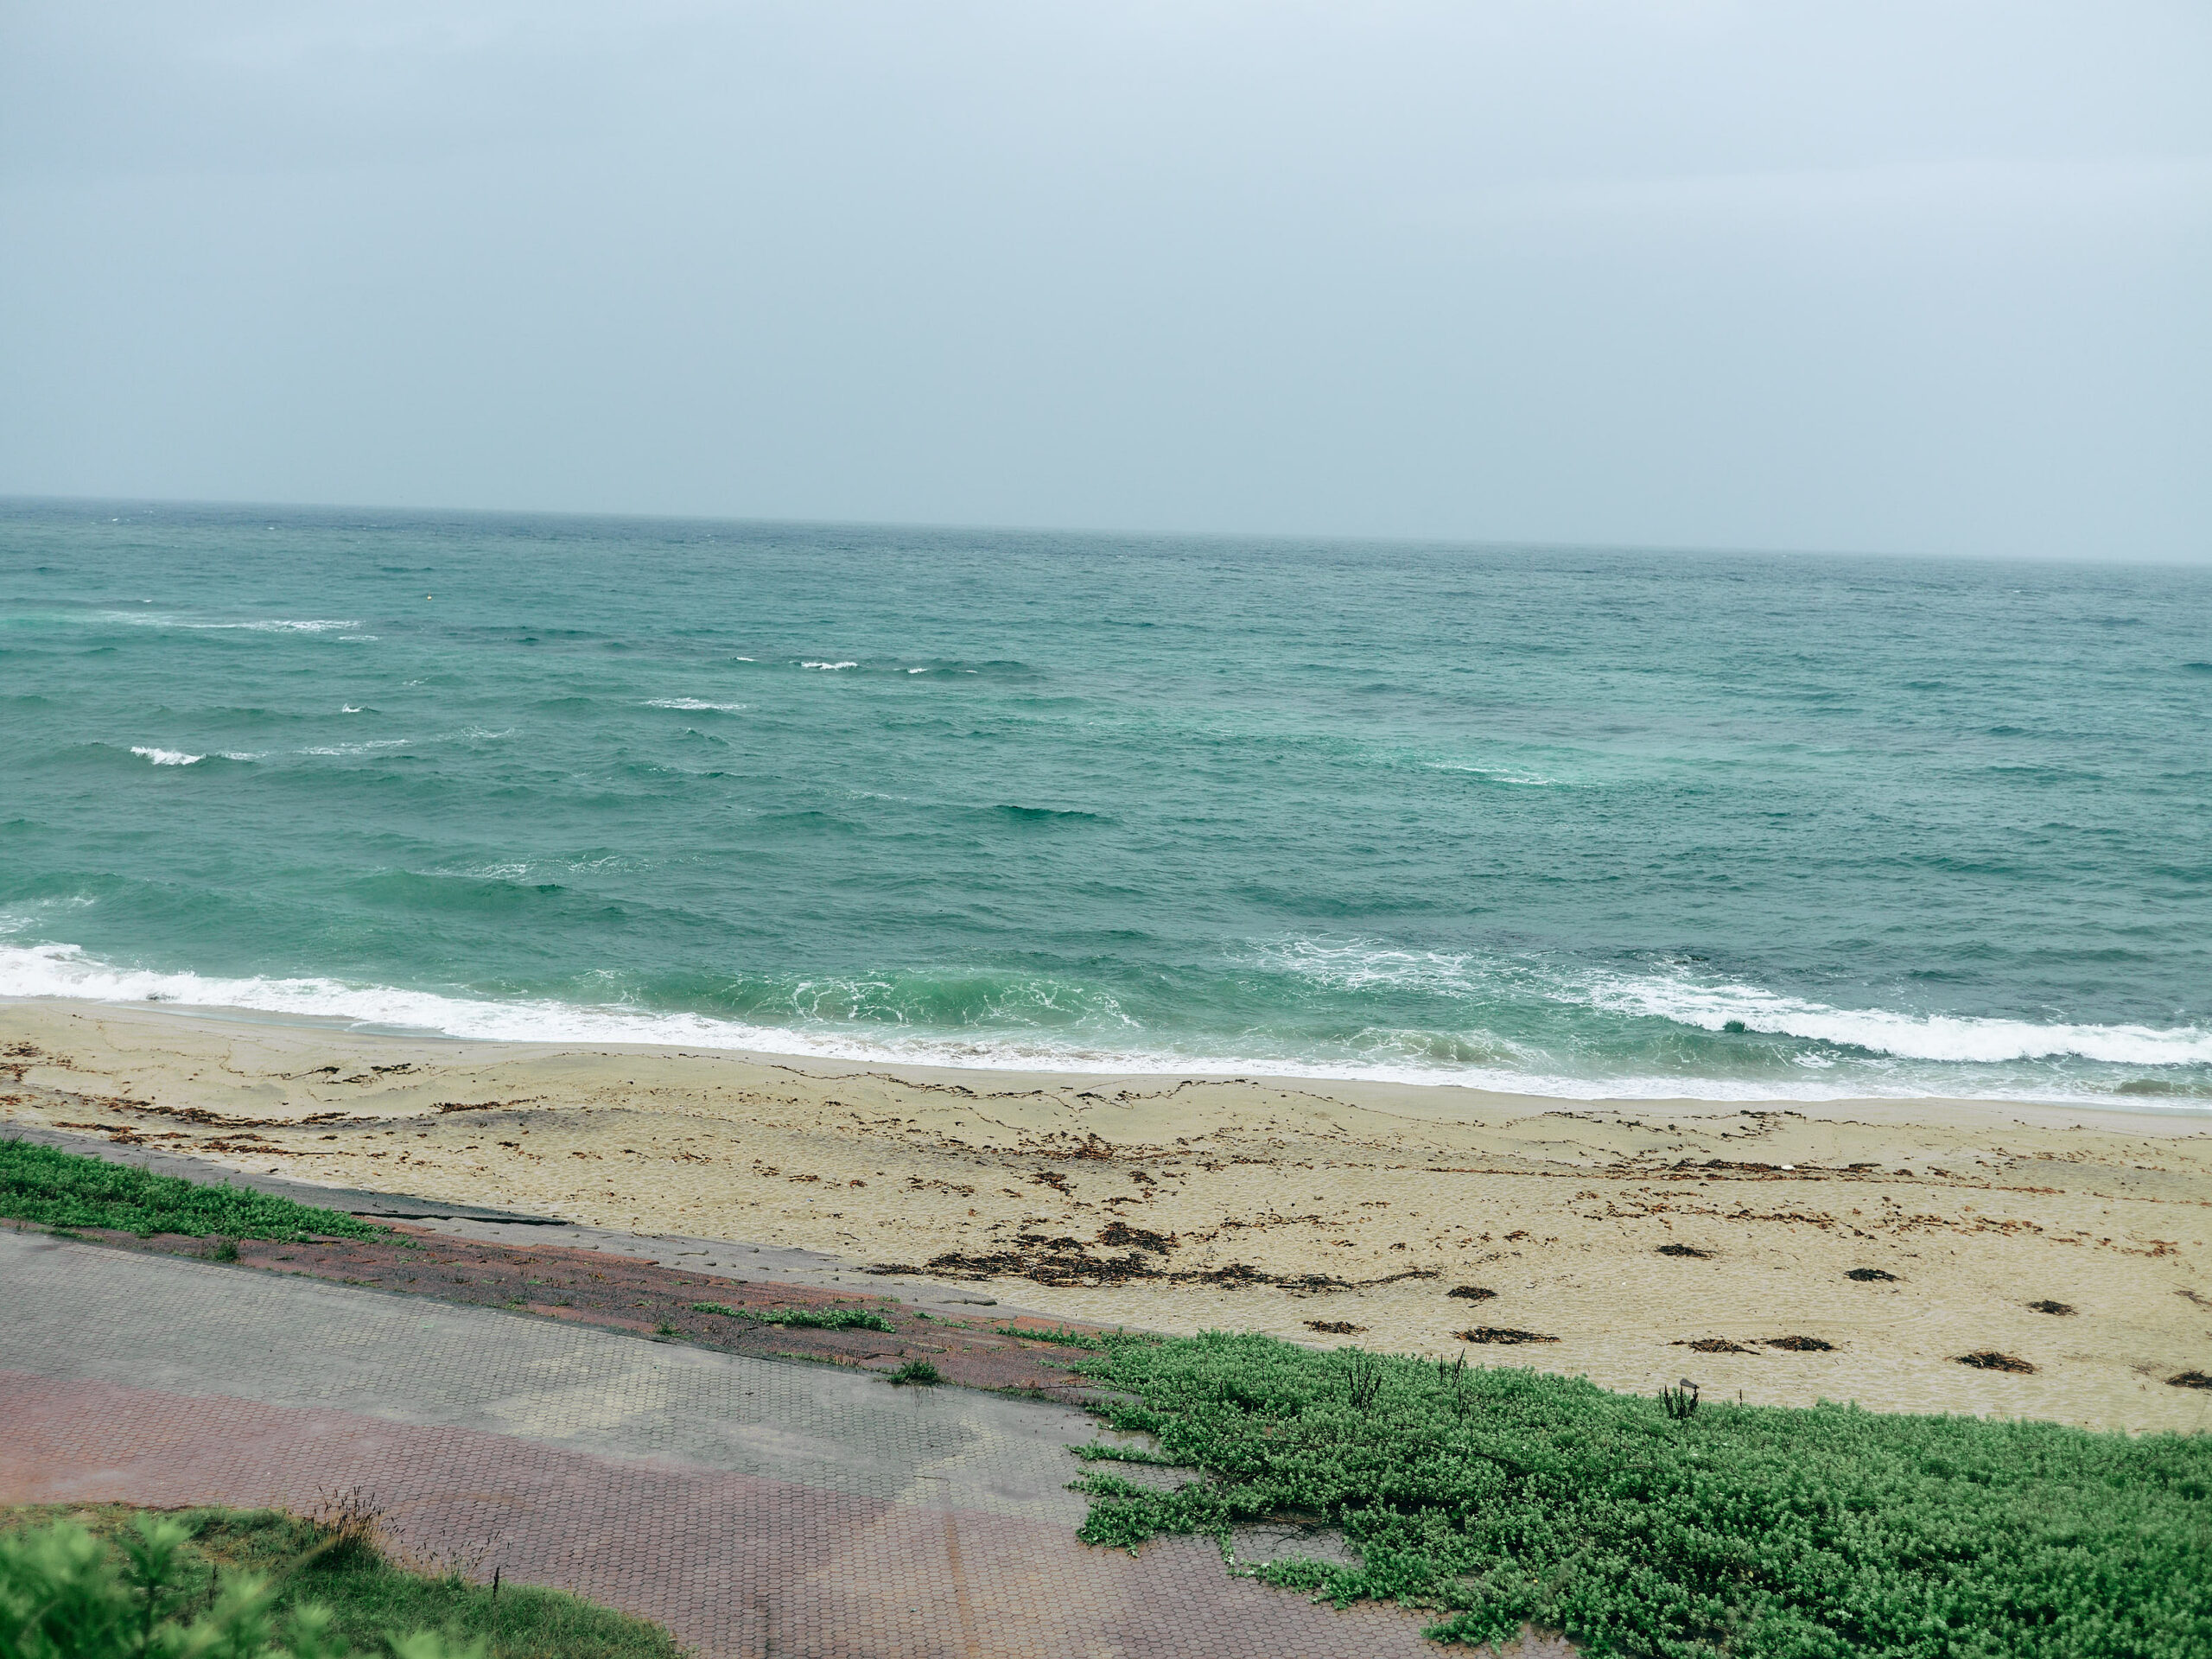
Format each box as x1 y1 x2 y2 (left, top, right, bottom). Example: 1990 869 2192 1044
3 499 2209 1106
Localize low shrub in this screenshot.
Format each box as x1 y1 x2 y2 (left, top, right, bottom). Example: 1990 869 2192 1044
0 1504 680 1659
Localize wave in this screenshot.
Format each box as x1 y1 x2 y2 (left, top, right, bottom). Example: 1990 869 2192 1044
298 738 413 756
1419 762 1568 786
105 613 363 634
644 698 747 711
989 804 1107 825
0 935 2202 1106
800 660 858 671
130 747 203 766
1580 973 2212 1067
0 940 1171 1075
1263 940 2212 1070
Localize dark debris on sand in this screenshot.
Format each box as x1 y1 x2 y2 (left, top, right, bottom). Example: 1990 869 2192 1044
882 1225 1440 1296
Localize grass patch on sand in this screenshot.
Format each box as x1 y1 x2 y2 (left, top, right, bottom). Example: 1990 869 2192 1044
0 1141 381 1242
1074 1332 2211 1657
1 1503 679 1659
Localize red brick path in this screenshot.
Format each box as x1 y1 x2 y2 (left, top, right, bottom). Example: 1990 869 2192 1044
1 1367 1465 1658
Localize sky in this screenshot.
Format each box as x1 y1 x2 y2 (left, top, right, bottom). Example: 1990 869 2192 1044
2 2 2208 559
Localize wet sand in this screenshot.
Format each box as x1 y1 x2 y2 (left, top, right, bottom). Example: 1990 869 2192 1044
6 997 2209 1433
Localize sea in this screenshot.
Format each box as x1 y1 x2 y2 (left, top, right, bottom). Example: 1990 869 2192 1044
3 499 2208 1107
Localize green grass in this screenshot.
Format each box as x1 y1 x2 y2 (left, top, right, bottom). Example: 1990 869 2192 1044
888 1359 942 1386
2 1504 680 1659
688 1301 894 1332
1073 1332 2212 1657
0 1141 382 1242
995 1323 1105 1349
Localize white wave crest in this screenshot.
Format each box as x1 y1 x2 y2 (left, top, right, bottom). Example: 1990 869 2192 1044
1419 762 1567 786
106 613 362 633
1263 939 2212 1069
644 698 747 711
130 747 203 766
1582 974 2212 1067
801 660 857 671
299 738 412 756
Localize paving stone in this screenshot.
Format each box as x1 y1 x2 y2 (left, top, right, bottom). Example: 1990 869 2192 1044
0 1230 1529 1658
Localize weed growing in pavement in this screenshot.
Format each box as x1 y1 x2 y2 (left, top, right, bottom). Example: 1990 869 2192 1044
994 1324 1105 1349
210 1237 241 1262
1069 1331 2212 1656
754 1306 894 1332
0 1141 382 1243
689 1300 895 1332
888 1359 943 1386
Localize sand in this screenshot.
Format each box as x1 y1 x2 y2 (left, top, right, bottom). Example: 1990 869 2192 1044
5 996 2209 1434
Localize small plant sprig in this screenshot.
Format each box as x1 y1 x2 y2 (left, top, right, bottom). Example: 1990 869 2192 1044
1342 1348 1383 1414
888 1358 942 1386
1434 1351 1472 1418
1659 1377 1700 1421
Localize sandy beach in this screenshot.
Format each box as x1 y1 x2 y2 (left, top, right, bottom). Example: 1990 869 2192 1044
6 996 2208 1434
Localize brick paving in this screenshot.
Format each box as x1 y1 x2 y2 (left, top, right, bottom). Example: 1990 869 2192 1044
0 1230 1561 1657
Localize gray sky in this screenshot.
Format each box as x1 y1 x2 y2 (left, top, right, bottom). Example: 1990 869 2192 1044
3 2 2207 558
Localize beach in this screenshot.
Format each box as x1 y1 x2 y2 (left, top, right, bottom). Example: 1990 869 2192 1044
8 996 2207 1435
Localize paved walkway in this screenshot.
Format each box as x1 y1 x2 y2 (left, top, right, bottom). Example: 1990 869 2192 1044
0 1230 1516 1658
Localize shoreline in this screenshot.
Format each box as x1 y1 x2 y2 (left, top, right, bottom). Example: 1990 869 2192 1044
6 995 2210 1434
10 955 2207 1109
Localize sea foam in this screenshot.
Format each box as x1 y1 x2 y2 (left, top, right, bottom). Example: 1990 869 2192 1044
130 747 203 766
1580 972 2212 1067
1262 940 2212 1070
4 938 2205 1105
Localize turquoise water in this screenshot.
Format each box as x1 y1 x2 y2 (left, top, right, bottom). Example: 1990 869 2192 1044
3 499 2209 1104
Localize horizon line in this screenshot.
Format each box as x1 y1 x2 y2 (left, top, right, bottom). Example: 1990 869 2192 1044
3 490 2206 570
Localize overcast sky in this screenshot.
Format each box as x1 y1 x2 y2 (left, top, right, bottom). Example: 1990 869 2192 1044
3 2 2207 557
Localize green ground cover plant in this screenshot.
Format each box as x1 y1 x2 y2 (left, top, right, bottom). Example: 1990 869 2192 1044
1073 1332 2211 1657
0 1504 679 1659
0 1141 381 1243
755 1305 893 1332
687 1301 894 1332
995 1323 1105 1349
